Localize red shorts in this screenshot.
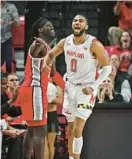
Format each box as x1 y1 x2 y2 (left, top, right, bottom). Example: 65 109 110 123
19 86 48 126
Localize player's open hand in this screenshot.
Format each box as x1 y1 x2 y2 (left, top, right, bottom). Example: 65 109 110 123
82 87 94 95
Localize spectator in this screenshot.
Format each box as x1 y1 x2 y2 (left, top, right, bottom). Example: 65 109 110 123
1 119 22 148
3 73 26 159
1 120 19 137
1 72 21 116
108 1 132 46
110 54 131 103
1 0 20 73
110 31 132 73
97 76 123 103
1 120 26 159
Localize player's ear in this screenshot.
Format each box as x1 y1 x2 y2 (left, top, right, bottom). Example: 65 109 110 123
85 25 88 30
38 28 43 33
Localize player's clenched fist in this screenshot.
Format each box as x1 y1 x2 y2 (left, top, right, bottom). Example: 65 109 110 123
82 87 94 95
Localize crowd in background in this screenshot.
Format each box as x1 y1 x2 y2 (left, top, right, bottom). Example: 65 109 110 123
1 1 132 159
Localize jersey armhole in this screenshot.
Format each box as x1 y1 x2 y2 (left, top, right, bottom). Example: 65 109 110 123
89 39 97 59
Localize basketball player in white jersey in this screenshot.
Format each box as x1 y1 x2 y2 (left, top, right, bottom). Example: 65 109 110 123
36 14 112 159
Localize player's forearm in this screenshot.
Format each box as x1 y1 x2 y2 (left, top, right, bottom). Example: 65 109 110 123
51 97 63 105
91 65 112 90
46 52 54 67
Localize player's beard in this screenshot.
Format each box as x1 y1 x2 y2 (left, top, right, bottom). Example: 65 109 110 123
73 28 86 37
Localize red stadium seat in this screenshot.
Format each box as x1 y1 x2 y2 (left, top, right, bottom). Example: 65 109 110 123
105 46 116 56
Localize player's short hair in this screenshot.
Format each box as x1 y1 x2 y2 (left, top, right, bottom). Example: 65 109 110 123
73 13 88 24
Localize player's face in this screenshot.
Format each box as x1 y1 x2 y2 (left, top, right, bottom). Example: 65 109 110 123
41 22 55 40
72 15 88 37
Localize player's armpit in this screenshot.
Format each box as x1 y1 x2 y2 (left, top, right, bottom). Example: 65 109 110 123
90 40 110 67
42 38 65 72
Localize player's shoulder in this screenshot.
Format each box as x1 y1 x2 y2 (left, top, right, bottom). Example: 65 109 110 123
87 34 97 42
64 34 73 46
86 34 103 48
91 39 104 48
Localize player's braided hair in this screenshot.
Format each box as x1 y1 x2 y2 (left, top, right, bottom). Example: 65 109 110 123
28 17 49 48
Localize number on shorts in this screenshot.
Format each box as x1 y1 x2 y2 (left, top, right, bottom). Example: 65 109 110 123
71 59 77 72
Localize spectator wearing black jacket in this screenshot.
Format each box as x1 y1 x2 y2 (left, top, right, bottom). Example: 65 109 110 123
110 54 131 103
2 73 26 159
1 73 21 116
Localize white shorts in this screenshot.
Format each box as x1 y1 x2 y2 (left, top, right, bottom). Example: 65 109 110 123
62 81 97 122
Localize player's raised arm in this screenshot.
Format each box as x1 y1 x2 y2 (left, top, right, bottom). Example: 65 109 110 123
42 38 65 72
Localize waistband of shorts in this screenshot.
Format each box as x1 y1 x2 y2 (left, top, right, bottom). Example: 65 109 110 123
48 111 58 121
68 80 93 86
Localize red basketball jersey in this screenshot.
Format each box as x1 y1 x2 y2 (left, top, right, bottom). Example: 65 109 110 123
19 40 50 126
22 41 50 89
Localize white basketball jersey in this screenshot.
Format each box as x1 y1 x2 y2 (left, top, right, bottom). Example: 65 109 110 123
64 34 98 84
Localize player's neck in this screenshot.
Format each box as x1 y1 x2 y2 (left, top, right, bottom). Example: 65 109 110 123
38 35 51 45
73 34 87 45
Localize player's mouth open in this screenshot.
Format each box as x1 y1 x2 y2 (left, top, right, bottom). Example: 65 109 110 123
50 30 55 36
74 26 80 31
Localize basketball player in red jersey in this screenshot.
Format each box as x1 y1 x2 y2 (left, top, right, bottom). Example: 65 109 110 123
36 14 112 159
20 17 65 159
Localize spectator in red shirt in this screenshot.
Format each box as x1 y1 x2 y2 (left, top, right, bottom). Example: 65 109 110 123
3 73 26 159
110 31 132 73
108 1 132 46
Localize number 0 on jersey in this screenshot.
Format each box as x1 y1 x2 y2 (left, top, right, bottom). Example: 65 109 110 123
71 59 77 72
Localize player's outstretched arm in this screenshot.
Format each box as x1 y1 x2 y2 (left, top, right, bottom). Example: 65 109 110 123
42 38 65 72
